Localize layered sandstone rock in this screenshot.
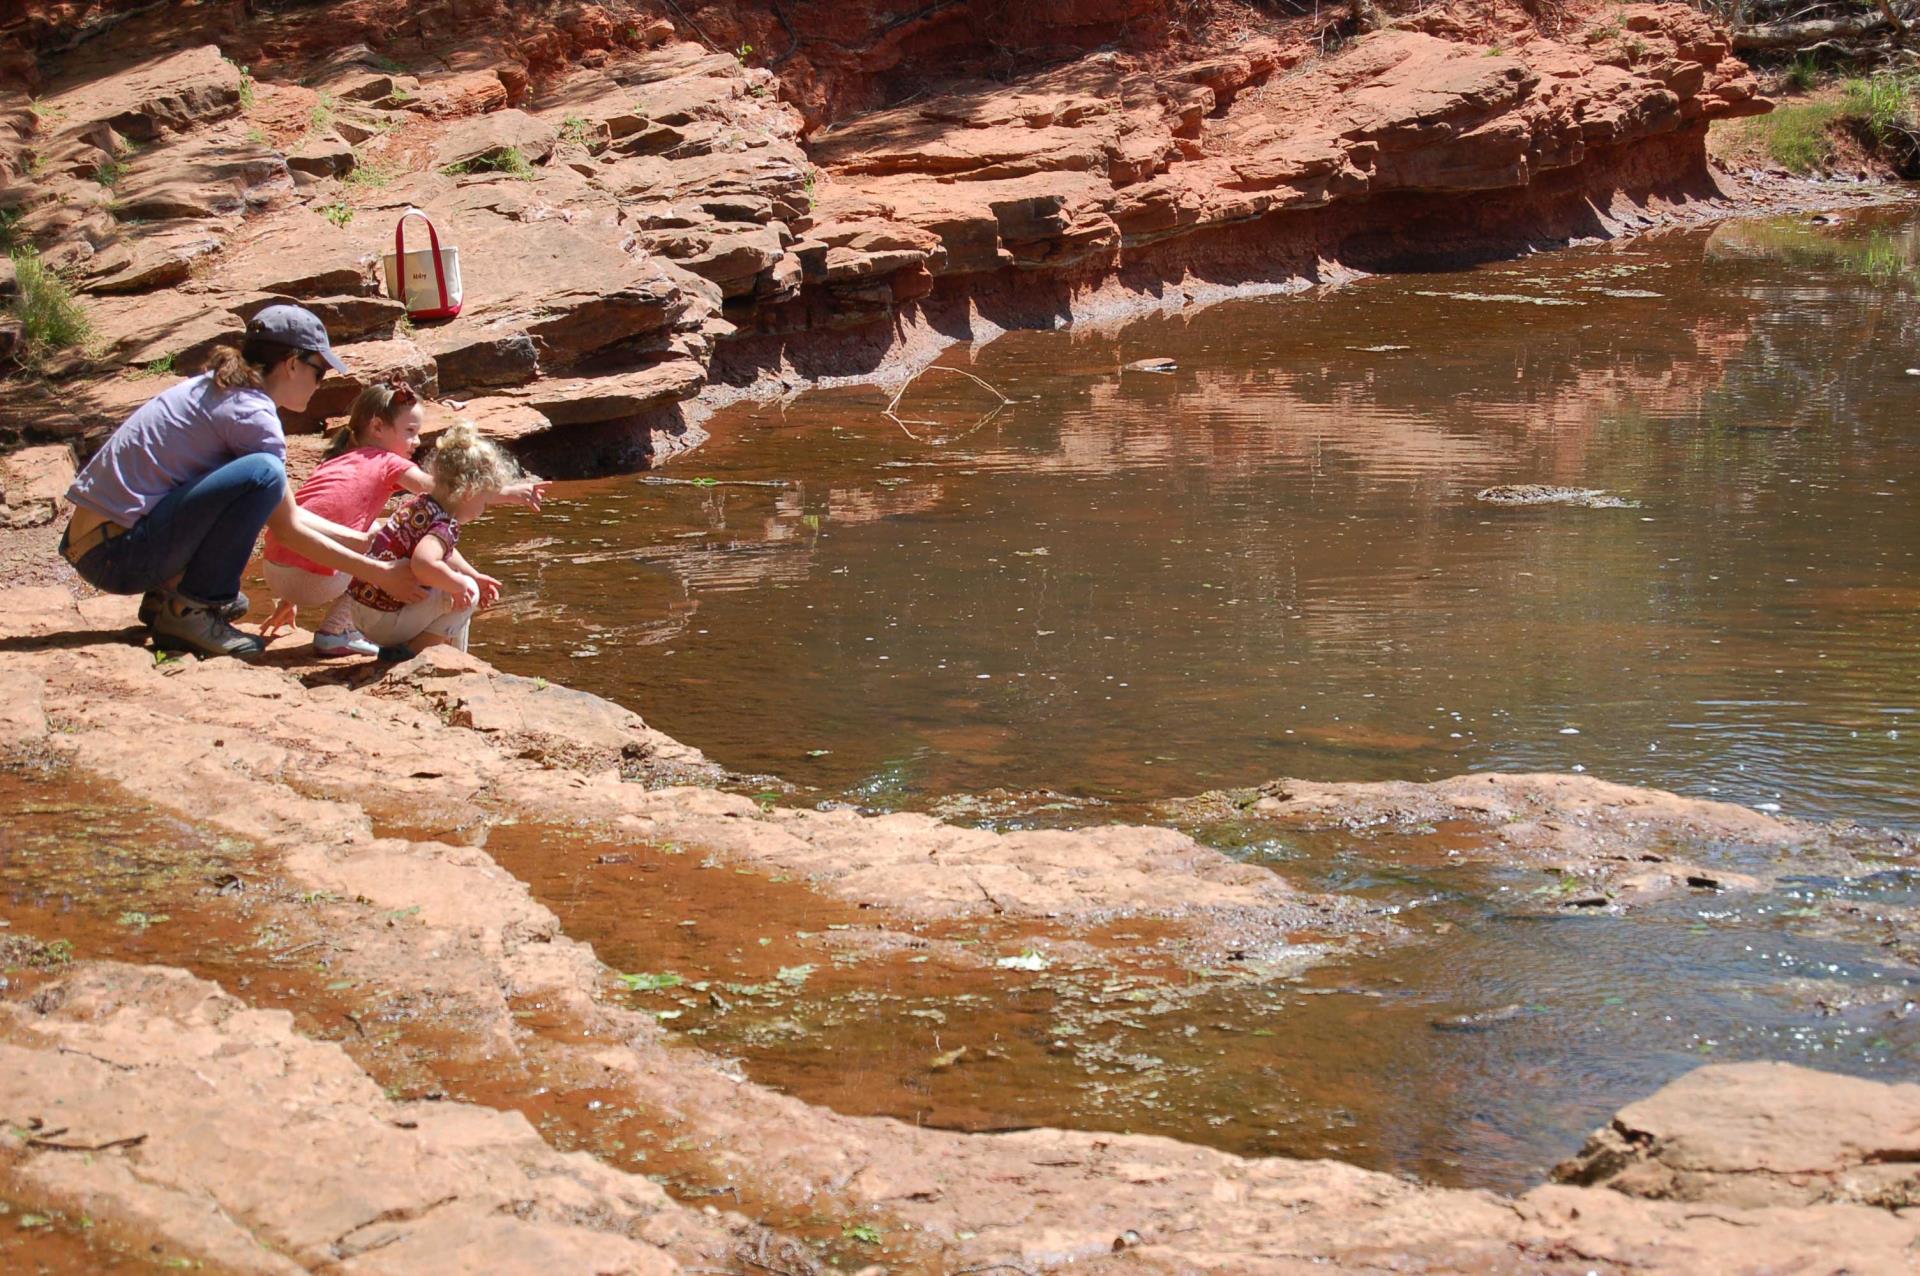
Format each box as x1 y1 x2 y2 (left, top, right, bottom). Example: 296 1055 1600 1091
0 3 1765 464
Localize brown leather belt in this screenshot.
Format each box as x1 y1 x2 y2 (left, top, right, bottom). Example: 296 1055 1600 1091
58 514 128 566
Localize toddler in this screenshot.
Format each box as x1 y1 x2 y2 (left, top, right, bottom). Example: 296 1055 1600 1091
262 381 541 655
348 418 530 656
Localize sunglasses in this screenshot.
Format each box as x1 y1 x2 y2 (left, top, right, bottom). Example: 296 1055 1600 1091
300 353 330 377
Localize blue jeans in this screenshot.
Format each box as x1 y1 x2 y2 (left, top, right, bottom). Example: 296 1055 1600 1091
70 453 285 605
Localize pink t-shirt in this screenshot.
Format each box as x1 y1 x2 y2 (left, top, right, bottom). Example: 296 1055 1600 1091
264 446 415 574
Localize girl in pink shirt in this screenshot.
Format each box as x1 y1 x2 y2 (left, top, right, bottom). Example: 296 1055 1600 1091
262 382 543 655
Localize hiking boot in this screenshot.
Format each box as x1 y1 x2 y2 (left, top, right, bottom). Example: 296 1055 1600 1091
142 589 248 626
147 597 265 659
214 590 250 622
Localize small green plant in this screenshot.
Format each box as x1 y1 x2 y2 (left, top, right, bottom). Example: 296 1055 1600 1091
1785 53 1822 93
9 247 93 361
370 53 406 74
0 208 18 252
842 1224 882 1245
1843 73 1914 145
559 113 594 146
617 970 684 992
441 146 536 179
319 198 353 228
310 90 337 132
237 63 256 110
343 153 395 187
244 126 268 144
1486 44 1503 56
116 911 169 928
93 155 125 187
24 152 47 177
142 353 176 377
735 42 754 63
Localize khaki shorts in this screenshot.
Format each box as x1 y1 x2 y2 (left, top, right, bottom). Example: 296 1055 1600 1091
351 588 473 651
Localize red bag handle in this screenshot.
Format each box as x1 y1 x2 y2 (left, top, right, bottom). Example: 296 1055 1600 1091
394 209 451 311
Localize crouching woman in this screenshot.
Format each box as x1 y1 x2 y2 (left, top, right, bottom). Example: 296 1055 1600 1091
59 304 427 657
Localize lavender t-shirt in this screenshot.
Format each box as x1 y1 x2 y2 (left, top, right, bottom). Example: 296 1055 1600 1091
67 373 287 526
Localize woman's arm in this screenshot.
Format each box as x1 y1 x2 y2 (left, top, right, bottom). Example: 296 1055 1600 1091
298 506 374 551
265 488 428 603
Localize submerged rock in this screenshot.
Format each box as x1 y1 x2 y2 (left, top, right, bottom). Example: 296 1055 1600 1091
1430 1004 1526 1032
1476 484 1632 508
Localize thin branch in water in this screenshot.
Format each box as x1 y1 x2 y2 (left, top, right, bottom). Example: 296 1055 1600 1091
879 360 1013 416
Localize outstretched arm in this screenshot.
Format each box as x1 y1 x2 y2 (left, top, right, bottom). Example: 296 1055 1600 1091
265 488 427 603
488 477 549 511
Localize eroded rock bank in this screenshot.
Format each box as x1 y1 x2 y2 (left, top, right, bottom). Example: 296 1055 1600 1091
0 0 1785 471
2 583 1918 1273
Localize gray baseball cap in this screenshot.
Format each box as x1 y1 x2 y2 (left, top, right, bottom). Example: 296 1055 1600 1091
245 303 348 375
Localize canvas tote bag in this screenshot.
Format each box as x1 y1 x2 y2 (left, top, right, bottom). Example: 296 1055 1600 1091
383 208 463 320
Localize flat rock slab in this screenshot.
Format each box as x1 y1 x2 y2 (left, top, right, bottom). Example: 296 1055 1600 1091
36 45 242 141
0 963 734 1274
206 207 377 297
433 109 559 169
1554 1060 1920 1208
517 358 706 425
0 445 76 528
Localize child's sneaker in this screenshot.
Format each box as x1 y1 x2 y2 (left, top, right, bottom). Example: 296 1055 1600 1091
313 629 380 657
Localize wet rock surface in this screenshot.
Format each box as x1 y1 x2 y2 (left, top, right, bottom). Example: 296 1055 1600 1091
1476 483 1633 506
0 582 1917 1273
1168 772 1911 910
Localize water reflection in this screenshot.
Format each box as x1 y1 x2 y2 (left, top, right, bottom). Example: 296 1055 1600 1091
465 201 1920 826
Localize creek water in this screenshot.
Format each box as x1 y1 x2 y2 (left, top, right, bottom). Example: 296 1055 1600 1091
458 205 1920 1191
470 203 1920 828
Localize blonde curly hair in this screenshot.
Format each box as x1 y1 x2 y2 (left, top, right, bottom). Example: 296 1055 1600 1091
429 418 521 503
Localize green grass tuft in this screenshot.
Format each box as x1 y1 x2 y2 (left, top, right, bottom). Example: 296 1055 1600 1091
343 153 395 188
441 146 536 180
10 247 94 362
1751 100 1844 173
1842 73 1914 145
1785 54 1823 94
